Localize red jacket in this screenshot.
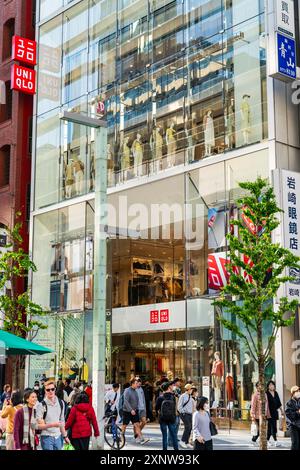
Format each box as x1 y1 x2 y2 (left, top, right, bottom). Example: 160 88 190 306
65 403 100 439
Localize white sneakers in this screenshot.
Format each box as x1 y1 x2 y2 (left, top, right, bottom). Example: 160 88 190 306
179 441 188 449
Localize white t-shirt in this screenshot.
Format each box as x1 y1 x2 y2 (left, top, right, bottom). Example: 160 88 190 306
105 390 119 411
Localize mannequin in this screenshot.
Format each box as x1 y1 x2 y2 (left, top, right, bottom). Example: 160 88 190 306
132 133 143 177
153 276 163 303
121 136 131 181
72 158 85 196
211 351 224 407
107 143 114 186
65 159 75 198
240 94 251 145
203 110 215 156
226 372 235 406
166 122 176 167
226 98 235 149
150 126 163 173
242 351 255 401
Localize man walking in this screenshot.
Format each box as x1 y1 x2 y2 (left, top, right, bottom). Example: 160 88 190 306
36 380 69 450
136 378 150 442
177 383 194 449
105 383 120 416
156 381 178 450
121 379 149 445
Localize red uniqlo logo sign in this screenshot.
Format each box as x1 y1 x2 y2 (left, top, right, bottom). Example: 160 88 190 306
150 310 159 324
150 309 169 324
11 64 36 95
12 36 37 66
160 309 169 323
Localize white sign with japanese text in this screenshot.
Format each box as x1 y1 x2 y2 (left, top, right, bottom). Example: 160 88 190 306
276 0 295 38
274 170 300 301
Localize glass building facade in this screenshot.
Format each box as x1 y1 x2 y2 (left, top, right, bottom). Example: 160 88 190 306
29 0 300 424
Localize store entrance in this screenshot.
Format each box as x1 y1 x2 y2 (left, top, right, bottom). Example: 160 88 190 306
111 330 186 385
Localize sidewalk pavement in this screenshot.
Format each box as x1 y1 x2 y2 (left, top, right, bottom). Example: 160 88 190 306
114 423 291 451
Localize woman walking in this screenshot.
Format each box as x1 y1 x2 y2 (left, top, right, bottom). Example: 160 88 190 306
1 384 11 407
250 382 271 446
0 390 23 450
266 380 284 447
65 392 99 450
192 396 213 450
14 389 38 450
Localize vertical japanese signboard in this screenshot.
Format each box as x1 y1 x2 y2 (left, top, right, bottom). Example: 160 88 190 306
11 35 37 95
274 170 300 302
268 0 297 82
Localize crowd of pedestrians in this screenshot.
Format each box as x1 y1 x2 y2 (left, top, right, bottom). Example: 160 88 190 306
0 375 300 451
0 378 99 451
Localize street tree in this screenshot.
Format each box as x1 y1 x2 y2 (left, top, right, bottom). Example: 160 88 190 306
214 178 300 450
0 215 48 386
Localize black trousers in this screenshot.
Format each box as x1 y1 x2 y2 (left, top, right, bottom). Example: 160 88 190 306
194 439 213 451
290 426 300 450
267 417 278 441
71 437 90 451
180 413 192 444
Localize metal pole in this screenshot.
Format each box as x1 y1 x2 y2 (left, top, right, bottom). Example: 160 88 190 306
92 125 108 449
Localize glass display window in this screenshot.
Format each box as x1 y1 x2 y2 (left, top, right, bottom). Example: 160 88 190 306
32 202 94 314
62 1 89 104
89 0 117 91
35 109 61 209
38 16 62 115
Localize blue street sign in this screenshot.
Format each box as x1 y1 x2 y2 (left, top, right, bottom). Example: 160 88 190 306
277 33 296 79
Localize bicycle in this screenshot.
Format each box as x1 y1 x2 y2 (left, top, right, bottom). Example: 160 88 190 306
103 411 126 450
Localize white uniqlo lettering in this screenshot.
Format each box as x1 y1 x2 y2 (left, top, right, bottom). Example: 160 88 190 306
17 38 25 59
26 41 35 62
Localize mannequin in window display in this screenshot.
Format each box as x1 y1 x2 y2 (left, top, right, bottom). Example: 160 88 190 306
165 122 177 167
211 351 224 408
132 133 143 177
226 98 235 149
121 136 131 181
242 351 255 401
73 158 85 196
153 276 163 303
203 109 215 157
65 159 75 198
150 126 163 173
240 94 251 145
107 143 114 186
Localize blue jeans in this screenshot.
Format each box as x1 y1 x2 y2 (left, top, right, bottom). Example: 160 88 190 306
160 422 178 450
168 415 179 446
41 435 64 450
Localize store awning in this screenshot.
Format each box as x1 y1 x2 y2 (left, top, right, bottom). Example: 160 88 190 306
0 330 53 356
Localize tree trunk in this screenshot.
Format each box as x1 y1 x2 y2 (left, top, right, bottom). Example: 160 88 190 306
257 323 267 450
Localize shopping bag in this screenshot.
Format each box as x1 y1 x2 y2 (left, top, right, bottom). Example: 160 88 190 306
251 422 258 436
63 443 75 451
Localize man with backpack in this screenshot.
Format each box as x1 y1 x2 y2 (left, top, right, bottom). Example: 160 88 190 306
177 383 194 449
104 383 120 416
155 381 178 450
36 380 70 450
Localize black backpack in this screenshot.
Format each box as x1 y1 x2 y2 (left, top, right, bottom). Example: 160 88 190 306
160 396 176 423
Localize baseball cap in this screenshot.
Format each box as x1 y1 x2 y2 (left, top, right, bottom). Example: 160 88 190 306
161 382 172 392
185 383 194 391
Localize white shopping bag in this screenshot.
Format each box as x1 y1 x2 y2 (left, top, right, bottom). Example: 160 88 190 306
251 422 258 436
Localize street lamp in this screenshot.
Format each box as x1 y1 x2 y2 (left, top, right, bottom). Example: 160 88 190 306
59 110 107 449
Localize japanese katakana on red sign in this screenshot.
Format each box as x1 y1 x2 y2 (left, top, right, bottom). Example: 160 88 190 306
12 36 37 66
11 64 36 95
150 310 159 324
160 309 169 323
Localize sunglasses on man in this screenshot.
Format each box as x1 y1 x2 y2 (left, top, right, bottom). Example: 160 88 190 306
45 387 55 392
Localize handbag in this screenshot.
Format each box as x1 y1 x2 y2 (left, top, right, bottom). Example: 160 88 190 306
209 420 218 436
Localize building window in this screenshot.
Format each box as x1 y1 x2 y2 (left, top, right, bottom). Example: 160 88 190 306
2 18 15 61
0 81 12 123
0 145 10 187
